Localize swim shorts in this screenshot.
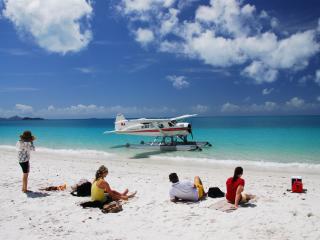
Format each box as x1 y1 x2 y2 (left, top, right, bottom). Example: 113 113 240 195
19 161 30 173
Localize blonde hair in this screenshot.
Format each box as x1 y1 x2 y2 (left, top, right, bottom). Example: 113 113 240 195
95 165 108 181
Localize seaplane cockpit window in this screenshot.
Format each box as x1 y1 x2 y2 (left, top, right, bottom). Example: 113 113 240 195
168 122 174 127
143 123 150 128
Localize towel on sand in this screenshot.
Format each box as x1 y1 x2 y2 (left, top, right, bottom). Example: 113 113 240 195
210 200 236 213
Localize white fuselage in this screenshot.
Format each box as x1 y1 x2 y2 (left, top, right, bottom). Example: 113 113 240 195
115 119 190 137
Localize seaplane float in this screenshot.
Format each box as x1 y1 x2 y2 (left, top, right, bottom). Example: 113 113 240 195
104 114 212 151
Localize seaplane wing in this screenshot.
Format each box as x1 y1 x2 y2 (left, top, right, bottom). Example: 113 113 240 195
131 114 197 124
170 114 197 121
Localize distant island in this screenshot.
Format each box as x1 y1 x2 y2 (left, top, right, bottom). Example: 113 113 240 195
0 116 45 121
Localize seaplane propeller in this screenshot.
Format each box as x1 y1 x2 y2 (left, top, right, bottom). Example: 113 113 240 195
187 123 193 139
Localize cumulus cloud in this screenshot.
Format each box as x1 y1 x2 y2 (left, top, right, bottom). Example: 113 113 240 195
286 97 305 108
135 28 155 45
221 102 240 113
15 103 33 113
167 75 189 89
221 101 279 113
242 61 278 84
262 88 274 95
3 0 93 54
117 0 320 83
192 104 208 113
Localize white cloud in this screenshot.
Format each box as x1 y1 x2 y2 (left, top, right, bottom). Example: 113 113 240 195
221 102 240 113
117 0 320 83
221 101 278 113
192 104 208 113
166 75 189 89
75 67 95 74
315 69 320 86
121 0 153 13
15 104 33 113
262 88 274 95
135 28 155 45
264 101 277 111
286 97 305 108
3 0 93 54
270 17 278 28
242 61 278 84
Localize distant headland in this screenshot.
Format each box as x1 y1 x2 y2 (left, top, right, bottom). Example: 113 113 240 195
0 116 45 121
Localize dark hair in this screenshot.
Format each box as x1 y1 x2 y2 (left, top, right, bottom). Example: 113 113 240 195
169 173 179 183
95 165 108 181
232 167 243 182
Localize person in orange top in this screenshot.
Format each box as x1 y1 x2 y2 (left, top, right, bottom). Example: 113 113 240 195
226 167 255 209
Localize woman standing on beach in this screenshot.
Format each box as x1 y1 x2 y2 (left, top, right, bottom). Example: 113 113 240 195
16 131 36 193
91 165 136 203
226 167 255 208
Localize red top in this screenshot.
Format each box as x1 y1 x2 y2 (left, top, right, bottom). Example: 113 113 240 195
226 177 245 202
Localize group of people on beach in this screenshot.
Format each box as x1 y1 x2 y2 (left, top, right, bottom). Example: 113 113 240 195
17 130 254 209
168 167 255 209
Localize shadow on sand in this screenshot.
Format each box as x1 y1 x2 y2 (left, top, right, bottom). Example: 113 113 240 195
26 191 50 198
130 150 167 159
240 202 257 208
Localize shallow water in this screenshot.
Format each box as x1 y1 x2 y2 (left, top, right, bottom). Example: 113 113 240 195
1 116 320 165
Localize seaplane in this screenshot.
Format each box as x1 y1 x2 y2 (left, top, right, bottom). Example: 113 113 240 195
104 114 212 151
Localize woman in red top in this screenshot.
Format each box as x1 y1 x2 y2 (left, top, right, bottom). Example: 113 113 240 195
226 167 255 208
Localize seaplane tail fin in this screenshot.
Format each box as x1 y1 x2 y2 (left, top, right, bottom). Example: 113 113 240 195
115 113 127 131
115 113 126 123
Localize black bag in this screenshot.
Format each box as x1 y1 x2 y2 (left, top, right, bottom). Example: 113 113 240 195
71 181 92 197
208 187 225 198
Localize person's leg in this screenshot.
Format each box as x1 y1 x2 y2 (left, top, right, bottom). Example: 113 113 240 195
194 176 205 199
22 173 28 192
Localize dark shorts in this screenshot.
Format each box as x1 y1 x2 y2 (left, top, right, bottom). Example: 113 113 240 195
19 161 30 173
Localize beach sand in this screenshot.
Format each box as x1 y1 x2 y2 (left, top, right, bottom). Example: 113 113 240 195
0 146 319 240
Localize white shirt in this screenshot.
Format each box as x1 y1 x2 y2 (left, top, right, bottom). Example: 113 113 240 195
169 181 198 201
16 140 35 163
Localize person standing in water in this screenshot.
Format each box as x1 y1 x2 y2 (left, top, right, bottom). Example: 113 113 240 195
16 131 36 193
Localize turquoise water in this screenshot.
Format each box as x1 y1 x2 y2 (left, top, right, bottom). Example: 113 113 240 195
0 116 320 164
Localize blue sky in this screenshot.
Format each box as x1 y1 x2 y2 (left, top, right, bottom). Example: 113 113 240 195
0 0 319 118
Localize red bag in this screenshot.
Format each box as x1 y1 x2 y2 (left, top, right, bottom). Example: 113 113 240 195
292 180 303 193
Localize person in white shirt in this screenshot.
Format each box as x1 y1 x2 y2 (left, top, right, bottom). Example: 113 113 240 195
169 173 206 202
16 131 36 193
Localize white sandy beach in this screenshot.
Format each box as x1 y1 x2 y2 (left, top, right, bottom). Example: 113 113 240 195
0 146 319 240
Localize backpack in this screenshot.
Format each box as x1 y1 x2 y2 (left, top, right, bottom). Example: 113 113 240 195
71 181 92 197
208 187 225 198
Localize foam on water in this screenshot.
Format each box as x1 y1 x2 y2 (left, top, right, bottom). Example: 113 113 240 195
2 144 319 173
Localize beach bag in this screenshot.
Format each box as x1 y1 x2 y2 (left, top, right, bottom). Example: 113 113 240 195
71 181 92 197
101 201 123 213
208 187 225 198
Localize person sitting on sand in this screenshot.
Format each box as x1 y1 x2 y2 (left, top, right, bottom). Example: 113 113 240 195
16 131 36 193
226 166 255 209
91 165 136 203
169 173 205 202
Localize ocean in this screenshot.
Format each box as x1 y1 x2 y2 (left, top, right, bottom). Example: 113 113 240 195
1 116 320 165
